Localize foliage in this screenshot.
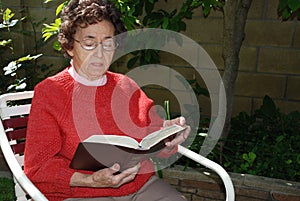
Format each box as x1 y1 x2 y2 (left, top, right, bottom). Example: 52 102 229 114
278 0 300 20
176 95 300 181
223 95 300 181
42 0 224 67
0 177 15 200
0 3 50 93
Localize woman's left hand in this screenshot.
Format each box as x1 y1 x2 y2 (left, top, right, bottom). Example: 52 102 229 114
157 116 191 157
164 116 190 147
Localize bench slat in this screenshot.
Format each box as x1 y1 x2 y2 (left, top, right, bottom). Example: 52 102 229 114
2 116 29 130
11 142 25 155
6 128 27 141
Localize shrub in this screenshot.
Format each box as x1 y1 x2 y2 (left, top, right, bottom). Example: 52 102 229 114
223 95 300 181
176 95 300 182
0 4 53 94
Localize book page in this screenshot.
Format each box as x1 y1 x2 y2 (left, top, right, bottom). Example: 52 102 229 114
140 125 186 149
84 135 140 149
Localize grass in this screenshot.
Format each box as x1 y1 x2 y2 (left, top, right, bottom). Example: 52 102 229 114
0 177 15 201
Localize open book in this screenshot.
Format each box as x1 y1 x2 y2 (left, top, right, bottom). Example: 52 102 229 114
70 124 186 172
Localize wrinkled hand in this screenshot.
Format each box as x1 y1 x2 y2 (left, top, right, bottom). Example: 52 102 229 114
164 116 190 147
70 163 140 188
158 116 191 157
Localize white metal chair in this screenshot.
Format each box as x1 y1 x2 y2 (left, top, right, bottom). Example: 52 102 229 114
0 91 234 201
0 91 47 201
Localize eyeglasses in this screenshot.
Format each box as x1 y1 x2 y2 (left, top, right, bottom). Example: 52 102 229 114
74 37 119 51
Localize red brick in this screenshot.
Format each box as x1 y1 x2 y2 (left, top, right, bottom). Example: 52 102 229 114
162 177 179 185
235 195 264 201
181 180 223 191
190 195 205 201
179 186 197 194
196 189 226 200
271 192 300 201
235 187 269 199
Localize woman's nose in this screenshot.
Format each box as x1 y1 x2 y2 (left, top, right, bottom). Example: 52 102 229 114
94 45 104 58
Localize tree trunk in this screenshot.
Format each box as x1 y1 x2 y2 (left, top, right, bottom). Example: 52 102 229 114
220 0 252 164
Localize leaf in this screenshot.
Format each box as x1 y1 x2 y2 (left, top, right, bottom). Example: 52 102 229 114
42 18 61 40
7 78 27 91
0 19 19 28
259 95 277 117
179 21 186 31
123 15 137 31
145 1 155 14
15 82 27 90
3 61 22 75
3 8 14 22
285 159 292 164
56 2 67 16
276 135 285 142
16 54 43 62
202 0 212 16
297 154 300 164
53 41 62 51
288 0 300 12
194 82 209 97
9 19 18 27
162 18 169 29
0 9 19 28
127 55 139 69
164 100 170 120
248 152 256 162
0 39 12 47
144 50 152 63
242 153 249 161
240 163 249 170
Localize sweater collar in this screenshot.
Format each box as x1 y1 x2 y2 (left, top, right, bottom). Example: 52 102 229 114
67 61 107 87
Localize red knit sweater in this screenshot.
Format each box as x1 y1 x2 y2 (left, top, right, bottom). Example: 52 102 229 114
24 68 163 201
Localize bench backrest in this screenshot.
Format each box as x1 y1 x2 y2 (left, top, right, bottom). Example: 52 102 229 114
0 91 48 201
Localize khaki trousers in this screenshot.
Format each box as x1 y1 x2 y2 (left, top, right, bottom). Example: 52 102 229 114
64 176 186 201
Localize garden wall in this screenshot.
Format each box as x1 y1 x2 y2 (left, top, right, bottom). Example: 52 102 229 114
2 0 300 116
161 166 300 201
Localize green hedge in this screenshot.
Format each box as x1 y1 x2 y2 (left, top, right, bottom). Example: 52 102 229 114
176 95 300 182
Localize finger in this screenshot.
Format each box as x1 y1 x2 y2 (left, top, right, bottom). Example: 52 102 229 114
119 172 137 185
164 116 186 127
108 163 120 174
166 125 190 147
182 125 191 139
179 116 186 125
111 163 140 187
113 163 140 179
122 162 140 174
116 164 140 186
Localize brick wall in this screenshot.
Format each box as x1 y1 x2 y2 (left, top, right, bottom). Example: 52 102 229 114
161 166 300 201
2 0 299 116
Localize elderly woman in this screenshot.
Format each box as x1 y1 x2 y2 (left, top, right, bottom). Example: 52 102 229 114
24 0 190 200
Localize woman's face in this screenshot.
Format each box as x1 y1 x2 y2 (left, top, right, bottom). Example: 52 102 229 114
67 20 115 81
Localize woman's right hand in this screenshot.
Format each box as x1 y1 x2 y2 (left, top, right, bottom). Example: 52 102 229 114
70 163 140 188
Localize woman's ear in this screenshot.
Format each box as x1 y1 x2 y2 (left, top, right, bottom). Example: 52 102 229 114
61 37 74 57
66 49 74 57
